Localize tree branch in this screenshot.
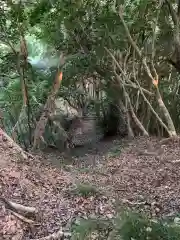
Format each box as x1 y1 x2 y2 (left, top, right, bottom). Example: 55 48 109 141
165 0 178 25
105 47 153 95
118 5 176 136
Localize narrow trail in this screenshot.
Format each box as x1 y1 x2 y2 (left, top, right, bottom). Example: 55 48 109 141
1 135 180 239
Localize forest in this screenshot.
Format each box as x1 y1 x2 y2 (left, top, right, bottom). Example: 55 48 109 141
1 0 180 239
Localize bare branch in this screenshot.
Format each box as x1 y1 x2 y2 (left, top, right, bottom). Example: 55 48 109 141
119 5 154 82
105 47 152 95
165 0 178 25
124 83 153 96
150 0 163 79
134 78 171 134
128 97 149 136
119 5 176 136
32 54 65 150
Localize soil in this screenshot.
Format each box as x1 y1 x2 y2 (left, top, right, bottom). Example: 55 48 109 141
1 134 180 239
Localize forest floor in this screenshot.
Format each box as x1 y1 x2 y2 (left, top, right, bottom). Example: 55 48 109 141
1 134 180 239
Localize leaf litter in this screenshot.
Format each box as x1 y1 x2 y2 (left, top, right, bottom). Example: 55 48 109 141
1 136 180 239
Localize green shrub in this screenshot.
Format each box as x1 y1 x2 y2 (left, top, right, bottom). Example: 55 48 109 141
71 211 180 240
73 183 98 198
108 145 121 158
72 218 113 240
117 211 180 240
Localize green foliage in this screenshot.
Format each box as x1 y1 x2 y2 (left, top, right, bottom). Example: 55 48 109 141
108 145 122 158
72 218 113 240
77 168 91 174
72 183 98 198
117 211 180 240
1 0 180 146
71 211 180 240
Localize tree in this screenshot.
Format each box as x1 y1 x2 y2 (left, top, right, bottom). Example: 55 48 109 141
1 0 180 150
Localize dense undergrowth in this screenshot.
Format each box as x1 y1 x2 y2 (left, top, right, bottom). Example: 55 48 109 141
72 211 180 240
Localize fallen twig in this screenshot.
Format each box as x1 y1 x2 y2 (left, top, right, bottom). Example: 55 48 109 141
10 209 34 224
160 136 180 145
0 197 37 214
136 150 158 156
172 160 180 164
122 199 146 206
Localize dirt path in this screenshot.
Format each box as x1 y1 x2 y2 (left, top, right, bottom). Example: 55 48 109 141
1 136 180 239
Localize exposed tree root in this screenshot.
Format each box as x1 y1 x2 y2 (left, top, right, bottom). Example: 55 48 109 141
160 136 180 145
0 197 37 214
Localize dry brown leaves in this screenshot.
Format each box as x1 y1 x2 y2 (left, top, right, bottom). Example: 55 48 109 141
1 135 180 239
74 136 180 217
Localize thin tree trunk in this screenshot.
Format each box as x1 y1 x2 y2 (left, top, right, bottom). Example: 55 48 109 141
32 54 65 150
119 6 177 137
